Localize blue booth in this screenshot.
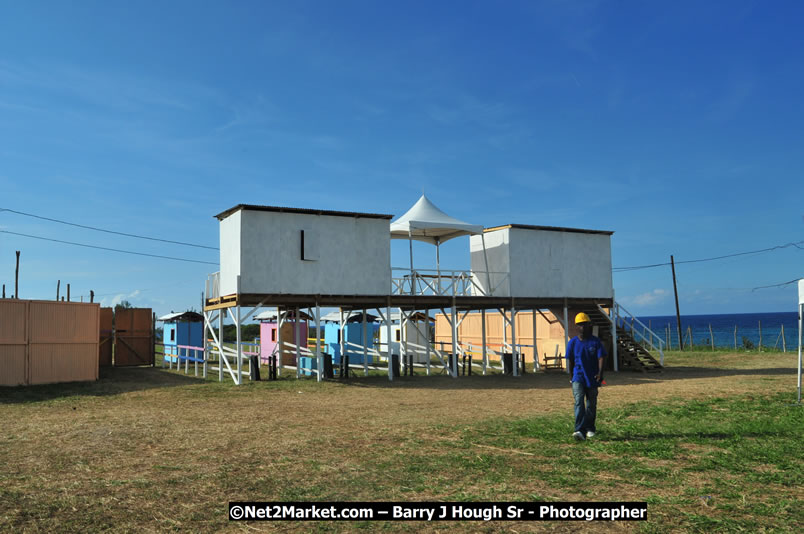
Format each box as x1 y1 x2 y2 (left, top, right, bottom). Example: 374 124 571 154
159 311 205 364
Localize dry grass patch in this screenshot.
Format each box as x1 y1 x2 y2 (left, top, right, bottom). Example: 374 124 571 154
0 350 801 533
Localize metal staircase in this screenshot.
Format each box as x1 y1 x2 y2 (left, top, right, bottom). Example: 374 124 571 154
584 303 664 373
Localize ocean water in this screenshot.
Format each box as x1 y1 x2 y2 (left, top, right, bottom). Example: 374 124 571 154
635 312 801 350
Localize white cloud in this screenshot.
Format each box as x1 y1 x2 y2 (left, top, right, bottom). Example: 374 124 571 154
101 289 141 308
631 289 669 307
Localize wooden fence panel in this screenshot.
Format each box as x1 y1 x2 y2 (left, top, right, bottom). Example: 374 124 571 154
113 308 154 366
98 307 113 366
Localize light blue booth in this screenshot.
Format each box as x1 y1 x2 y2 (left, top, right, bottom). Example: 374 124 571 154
299 312 378 376
159 311 205 364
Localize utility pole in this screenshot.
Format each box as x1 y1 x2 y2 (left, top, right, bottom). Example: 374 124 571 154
14 251 20 299
671 255 683 350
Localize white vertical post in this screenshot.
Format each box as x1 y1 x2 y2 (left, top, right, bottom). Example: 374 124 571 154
339 308 345 377
386 297 393 381
436 239 441 294
563 300 569 375
501 310 507 354
532 309 539 370
362 308 368 376
512 304 518 377
611 293 619 372
218 309 223 382
425 307 431 376
295 307 301 379
451 297 458 378
481 308 487 375
798 300 802 404
408 230 415 296
277 308 283 377
315 301 322 382
401 310 408 376
236 303 242 385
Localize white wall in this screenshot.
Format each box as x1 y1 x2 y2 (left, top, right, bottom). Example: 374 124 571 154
219 209 390 296
470 230 510 296
379 321 431 362
471 227 613 299
219 211 242 296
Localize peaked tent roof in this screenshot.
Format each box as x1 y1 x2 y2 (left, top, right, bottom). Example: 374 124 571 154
390 195 483 244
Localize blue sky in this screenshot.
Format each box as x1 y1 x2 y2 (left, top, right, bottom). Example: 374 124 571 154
1 0 802 318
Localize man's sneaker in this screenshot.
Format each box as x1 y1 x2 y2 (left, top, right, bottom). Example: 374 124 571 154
586 431 596 439
572 431 586 441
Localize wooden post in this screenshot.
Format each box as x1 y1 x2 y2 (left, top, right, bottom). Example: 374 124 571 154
67 284 70 302
758 320 762 351
687 326 692 349
781 324 786 352
709 324 714 350
2 284 4 298
90 290 94 303
734 325 737 349
15 250 20 299
56 280 60 301
671 255 683 350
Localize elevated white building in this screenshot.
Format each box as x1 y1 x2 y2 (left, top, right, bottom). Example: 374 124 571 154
202 196 664 385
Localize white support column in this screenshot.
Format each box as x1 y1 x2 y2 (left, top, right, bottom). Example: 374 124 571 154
797 301 802 404
315 301 322 382
202 312 209 380
401 310 408 376
386 297 394 381
236 302 242 385
218 308 223 382
611 292 619 372
277 308 283 377
501 310 507 353
512 303 518 377
425 307 431 376
532 309 539 370
408 230 415 296
295 307 301 379
339 308 345 377
362 308 368 377
451 297 458 378
563 299 570 375
481 309 487 375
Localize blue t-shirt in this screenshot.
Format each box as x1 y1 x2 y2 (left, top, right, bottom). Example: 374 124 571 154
566 336 606 388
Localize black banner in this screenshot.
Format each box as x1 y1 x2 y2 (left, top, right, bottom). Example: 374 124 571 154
228 501 647 521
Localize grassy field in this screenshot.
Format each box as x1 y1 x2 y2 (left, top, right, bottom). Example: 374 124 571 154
1 350 802 533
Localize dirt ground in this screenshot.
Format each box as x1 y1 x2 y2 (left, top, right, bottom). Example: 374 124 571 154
0 351 799 533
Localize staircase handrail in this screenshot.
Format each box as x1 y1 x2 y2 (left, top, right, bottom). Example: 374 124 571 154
611 302 665 366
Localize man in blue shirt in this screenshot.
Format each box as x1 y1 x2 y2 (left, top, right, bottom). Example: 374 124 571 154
566 312 607 441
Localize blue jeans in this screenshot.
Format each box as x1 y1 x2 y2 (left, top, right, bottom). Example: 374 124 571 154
572 380 598 433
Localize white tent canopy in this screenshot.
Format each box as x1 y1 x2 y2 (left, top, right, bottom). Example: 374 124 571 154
390 195 491 295
390 194 483 244
798 278 803 403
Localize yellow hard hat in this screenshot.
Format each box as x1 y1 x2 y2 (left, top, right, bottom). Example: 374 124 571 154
575 312 591 324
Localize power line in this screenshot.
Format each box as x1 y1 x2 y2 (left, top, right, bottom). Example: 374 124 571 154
0 207 218 250
0 230 219 265
613 241 804 272
751 279 800 291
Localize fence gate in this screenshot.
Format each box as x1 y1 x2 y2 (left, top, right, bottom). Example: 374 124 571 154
99 307 114 366
113 308 154 366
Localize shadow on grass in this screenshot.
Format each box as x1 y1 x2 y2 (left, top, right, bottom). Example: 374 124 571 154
603 431 768 442
326 365 795 391
0 366 205 404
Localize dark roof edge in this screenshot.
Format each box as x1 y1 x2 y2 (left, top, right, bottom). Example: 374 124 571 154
215 204 394 221
485 224 614 236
